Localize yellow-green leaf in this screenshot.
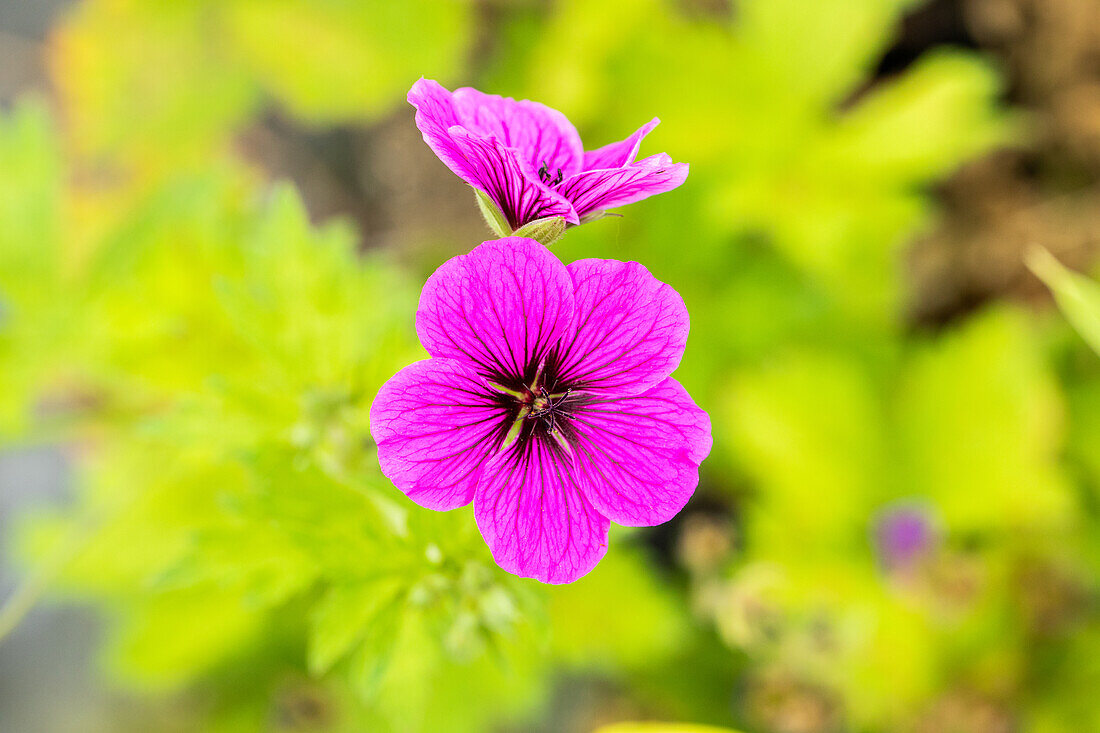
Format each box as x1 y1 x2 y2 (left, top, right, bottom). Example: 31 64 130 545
1028 246 1100 357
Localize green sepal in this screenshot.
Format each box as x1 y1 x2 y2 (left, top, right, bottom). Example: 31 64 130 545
512 216 566 246
474 188 511 238
487 381 527 400
500 407 530 450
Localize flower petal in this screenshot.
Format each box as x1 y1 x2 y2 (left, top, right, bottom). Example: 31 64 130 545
570 378 711 527
417 238 576 382
448 127 578 228
582 117 659 170
408 79 578 228
452 87 584 176
474 439 610 583
558 155 688 219
554 258 689 395
370 358 505 511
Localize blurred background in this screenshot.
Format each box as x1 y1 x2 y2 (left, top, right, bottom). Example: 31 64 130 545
0 0 1098 731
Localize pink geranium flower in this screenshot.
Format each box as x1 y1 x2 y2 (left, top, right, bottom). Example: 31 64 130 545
370 238 711 584
408 78 689 233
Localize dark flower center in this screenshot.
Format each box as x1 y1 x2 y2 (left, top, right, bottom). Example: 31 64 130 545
487 352 582 455
526 386 573 434
538 160 564 187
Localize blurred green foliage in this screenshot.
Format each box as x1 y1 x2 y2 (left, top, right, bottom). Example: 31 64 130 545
52 0 472 168
594 724 742 733
2 0 1099 732
1031 247 1100 358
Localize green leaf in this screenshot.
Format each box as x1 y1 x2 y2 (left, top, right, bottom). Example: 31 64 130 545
0 98 62 299
53 2 257 162
549 548 688 669
109 586 264 688
738 0 916 108
309 578 405 676
725 349 887 556
1028 246 1100 357
524 0 1013 321
820 50 1015 183
224 0 473 122
0 99 68 436
346 591 405 700
897 307 1072 532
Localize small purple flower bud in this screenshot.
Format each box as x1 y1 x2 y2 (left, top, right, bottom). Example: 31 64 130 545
874 503 938 570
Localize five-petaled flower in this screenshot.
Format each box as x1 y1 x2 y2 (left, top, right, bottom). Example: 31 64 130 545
408 78 689 234
370 238 711 583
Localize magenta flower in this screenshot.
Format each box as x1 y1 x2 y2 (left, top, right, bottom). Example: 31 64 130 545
370 238 711 583
408 78 689 233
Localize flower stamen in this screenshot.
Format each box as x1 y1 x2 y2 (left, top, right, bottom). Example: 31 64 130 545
538 161 564 187
526 387 571 435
